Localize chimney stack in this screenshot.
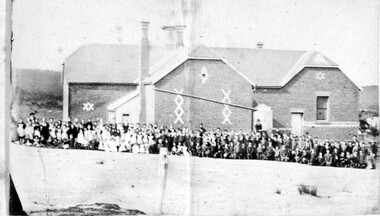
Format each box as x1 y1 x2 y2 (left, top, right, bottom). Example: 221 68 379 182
139 21 150 124
162 25 176 52
256 42 264 49
175 25 186 48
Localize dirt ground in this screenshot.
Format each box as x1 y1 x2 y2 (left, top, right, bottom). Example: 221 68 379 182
10 144 380 216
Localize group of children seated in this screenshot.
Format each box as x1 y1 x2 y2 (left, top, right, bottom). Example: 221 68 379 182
14 113 378 169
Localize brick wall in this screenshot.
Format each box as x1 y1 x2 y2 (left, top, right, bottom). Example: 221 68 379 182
69 84 137 121
155 59 254 131
304 127 358 140
252 67 360 139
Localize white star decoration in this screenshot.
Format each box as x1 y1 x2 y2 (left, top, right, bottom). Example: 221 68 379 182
199 66 210 84
315 72 325 80
83 102 94 111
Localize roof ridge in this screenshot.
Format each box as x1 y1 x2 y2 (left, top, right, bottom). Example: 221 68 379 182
211 46 308 52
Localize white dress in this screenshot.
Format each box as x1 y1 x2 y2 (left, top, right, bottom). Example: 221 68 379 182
139 143 146 154
77 130 87 146
61 127 68 140
132 144 140 153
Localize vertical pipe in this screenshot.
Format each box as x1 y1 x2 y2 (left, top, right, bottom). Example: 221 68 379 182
139 21 150 124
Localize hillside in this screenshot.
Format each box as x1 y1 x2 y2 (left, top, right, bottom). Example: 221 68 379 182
11 68 63 120
360 85 379 116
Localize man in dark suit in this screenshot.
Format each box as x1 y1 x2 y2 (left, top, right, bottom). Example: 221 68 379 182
255 119 263 134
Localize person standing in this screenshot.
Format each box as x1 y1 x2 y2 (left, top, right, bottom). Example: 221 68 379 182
16 119 26 145
255 119 263 134
199 123 206 137
324 149 332 166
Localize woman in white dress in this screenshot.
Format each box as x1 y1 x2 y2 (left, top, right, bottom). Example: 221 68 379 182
132 142 140 154
77 127 87 149
97 130 106 151
102 128 111 152
136 131 143 146
61 125 69 141
141 132 149 154
56 124 62 142
130 131 137 153
33 123 41 139
16 119 25 145
124 130 132 152
49 123 57 142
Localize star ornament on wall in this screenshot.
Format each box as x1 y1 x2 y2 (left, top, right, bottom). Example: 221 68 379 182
315 72 326 80
199 66 210 84
83 102 94 111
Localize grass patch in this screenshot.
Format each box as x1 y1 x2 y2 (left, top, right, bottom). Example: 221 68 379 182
298 184 319 197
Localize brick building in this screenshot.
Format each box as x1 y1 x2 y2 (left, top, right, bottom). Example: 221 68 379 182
62 22 361 139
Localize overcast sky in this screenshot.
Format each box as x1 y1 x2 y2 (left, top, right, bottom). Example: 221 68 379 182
12 0 379 86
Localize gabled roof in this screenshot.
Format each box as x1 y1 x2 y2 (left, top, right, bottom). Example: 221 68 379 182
145 44 257 86
64 43 360 89
145 45 345 88
280 51 339 87
107 89 139 111
64 44 165 83
212 47 308 87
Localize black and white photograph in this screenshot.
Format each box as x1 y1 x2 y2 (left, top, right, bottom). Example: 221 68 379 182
1 0 379 215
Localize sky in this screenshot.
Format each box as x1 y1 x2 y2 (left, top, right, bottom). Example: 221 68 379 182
11 0 379 86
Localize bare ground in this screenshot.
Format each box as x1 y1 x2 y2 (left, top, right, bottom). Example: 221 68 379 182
10 144 380 216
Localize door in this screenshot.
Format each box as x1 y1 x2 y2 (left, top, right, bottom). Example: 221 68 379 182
122 113 131 123
291 113 303 136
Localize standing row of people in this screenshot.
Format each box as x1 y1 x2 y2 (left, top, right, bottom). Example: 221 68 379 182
15 113 378 169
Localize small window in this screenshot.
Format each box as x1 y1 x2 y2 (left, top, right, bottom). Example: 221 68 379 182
316 96 328 120
122 114 130 123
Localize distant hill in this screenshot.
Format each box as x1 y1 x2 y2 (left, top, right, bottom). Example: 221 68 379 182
11 69 63 120
13 68 62 94
359 85 379 116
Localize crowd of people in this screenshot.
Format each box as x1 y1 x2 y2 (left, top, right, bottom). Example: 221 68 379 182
14 112 378 169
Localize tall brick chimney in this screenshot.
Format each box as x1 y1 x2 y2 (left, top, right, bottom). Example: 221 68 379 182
162 25 175 52
139 21 150 124
175 25 186 48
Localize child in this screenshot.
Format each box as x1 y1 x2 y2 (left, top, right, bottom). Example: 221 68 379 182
195 143 201 157
309 149 317 166
317 152 325 166
16 119 25 145
324 149 332 166
339 152 347 167
280 145 289 162
246 142 254 159
257 143 263 160
274 146 280 161
358 150 367 169
132 143 140 154
332 148 340 167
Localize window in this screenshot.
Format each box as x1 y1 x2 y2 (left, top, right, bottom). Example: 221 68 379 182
316 96 328 120
122 113 130 123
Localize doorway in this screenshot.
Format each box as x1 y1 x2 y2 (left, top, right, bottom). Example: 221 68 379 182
122 113 131 123
291 113 303 136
